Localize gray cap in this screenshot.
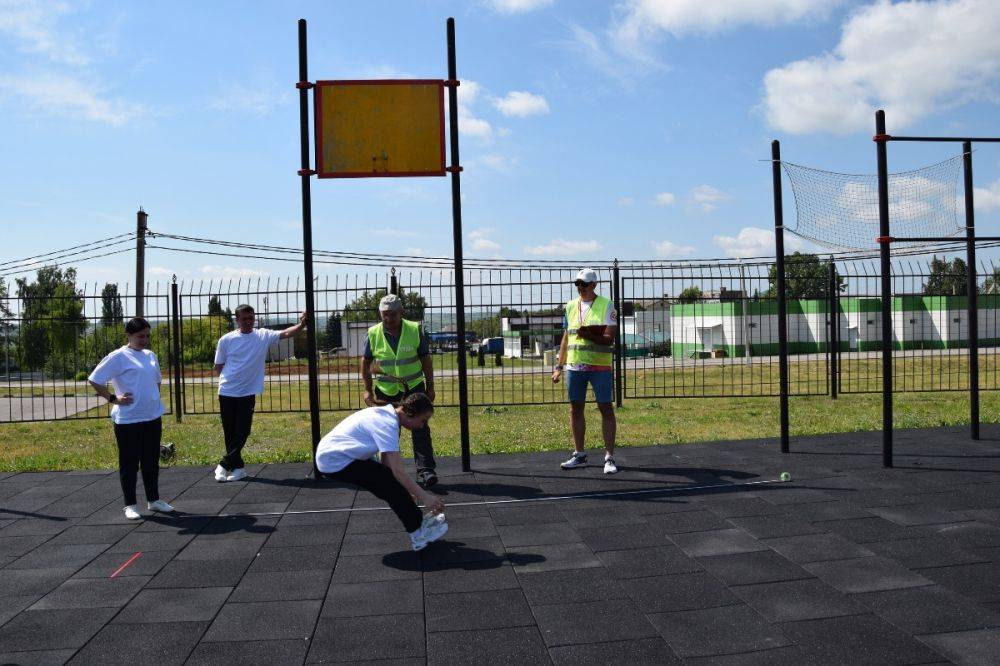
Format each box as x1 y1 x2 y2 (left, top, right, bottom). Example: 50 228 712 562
575 268 599 284
378 294 403 312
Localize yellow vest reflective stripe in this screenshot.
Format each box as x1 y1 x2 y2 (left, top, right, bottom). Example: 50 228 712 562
368 320 424 396
565 295 614 366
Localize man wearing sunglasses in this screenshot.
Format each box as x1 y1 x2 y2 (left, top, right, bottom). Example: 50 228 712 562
551 268 619 474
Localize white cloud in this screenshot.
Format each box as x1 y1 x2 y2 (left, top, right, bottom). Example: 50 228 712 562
210 81 290 115
0 72 145 125
523 239 601 256
200 265 267 279
613 0 836 45
0 0 89 66
484 0 554 14
403 247 426 255
472 238 502 251
480 153 517 172
494 91 550 117
764 0 1000 135
653 192 676 206
654 240 694 257
147 267 174 277
690 184 731 212
446 79 493 141
713 226 802 258
974 179 1000 212
562 21 660 81
469 227 502 252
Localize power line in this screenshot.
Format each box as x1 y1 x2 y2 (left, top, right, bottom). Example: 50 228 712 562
0 233 136 270
0 247 136 279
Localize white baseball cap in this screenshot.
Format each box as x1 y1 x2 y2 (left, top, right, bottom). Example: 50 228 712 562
378 294 403 312
574 268 599 284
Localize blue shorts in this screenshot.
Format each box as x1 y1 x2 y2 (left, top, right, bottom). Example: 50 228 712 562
566 370 614 404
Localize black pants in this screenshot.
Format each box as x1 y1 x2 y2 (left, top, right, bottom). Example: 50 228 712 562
324 459 422 533
374 384 436 477
219 395 256 471
113 418 161 506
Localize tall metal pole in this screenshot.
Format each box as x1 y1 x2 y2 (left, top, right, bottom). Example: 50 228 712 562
875 110 893 467
964 140 979 440
135 209 147 317
612 259 624 408
170 277 183 423
297 19 322 476
446 18 471 472
771 140 790 453
829 260 839 399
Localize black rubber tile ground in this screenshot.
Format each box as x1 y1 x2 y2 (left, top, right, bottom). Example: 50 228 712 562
66 620 208 665
6 426 1000 662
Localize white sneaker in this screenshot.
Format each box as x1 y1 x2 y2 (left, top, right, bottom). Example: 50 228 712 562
124 505 142 520
560 453 588 470
147 499 174 513
410 519 449 551
226 468 247 482
603 457 619 475
214 465 228 482
422 512 446 529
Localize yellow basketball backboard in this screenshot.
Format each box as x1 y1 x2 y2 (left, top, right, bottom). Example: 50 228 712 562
314 80 446 178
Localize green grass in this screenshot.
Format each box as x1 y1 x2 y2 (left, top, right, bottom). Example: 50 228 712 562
3 354 998 472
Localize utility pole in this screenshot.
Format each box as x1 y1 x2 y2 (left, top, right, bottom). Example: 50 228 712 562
136 208 148 317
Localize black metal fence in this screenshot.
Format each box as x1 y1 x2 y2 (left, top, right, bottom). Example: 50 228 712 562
2 259 998 423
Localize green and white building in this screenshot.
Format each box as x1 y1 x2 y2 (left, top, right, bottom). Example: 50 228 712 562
669 296 1000 358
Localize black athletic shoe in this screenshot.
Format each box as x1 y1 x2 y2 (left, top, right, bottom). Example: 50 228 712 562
419 472 439 489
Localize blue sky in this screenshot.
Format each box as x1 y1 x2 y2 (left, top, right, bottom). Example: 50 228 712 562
2 0 1000 287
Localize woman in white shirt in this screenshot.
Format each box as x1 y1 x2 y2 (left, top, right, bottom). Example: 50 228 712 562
315 393 447 551
88 317 175 520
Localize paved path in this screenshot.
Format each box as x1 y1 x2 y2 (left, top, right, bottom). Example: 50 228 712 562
2 427 1000 663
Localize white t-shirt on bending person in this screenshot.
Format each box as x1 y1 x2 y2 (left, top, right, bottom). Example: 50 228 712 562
88 346 165 425
215 328 283 397
315 405 401 474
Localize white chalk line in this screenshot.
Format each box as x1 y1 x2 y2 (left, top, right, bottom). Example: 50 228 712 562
163 477 788 520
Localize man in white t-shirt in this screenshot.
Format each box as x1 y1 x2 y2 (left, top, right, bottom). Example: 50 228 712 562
315 393 447 551
213 303 306 482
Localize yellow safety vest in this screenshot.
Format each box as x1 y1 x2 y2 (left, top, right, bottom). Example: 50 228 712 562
565 295 614 366
368 319 424 396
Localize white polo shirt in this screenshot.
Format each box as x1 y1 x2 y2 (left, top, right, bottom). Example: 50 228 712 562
88 346 165 425
214 328 283 397
315 405 401 473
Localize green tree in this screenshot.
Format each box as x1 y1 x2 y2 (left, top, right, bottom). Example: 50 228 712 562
678 286 703 303
343 289 427 322
322 313 343 349
981 267 1000 294
207 294 233 325
100 283 124 326
924 256 968 295
766 252 844 299
15 266 86 375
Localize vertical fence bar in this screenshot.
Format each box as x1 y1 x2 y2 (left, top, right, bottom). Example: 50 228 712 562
612 259 623 408
297 18 322 476
829 260 839 400
771 140 790 453
446 18 471 472
875 110 893 467
964 140 980 440
170 277 183 423
135 209 147 317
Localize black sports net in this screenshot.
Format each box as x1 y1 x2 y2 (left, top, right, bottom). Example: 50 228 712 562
781 155 963 251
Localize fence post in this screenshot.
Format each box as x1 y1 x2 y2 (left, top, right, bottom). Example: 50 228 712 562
135 209 147 317
772 140 790 453
612 259 623 408
964 140 980 440
390 268 398 297
875 109 893 468
829 260 839 400
170 276 183 423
